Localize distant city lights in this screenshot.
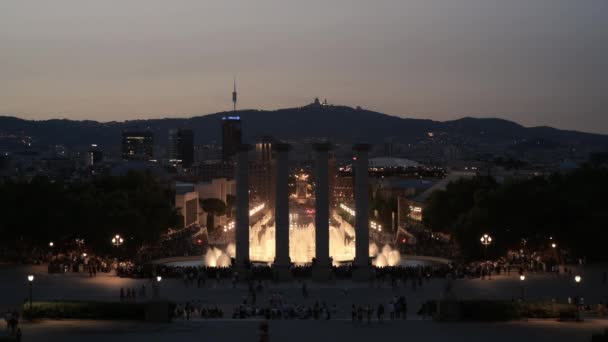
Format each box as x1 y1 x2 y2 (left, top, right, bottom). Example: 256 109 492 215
339 203 382 231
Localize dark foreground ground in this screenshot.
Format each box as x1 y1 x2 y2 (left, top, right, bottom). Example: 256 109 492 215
14 318 608 342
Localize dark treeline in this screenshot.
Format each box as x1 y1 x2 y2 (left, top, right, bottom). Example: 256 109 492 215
423 167 608 261
0 172 181 254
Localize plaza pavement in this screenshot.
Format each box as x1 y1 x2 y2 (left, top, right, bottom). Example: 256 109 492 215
1 263 607 341
2 264 607 315
14 318 608 342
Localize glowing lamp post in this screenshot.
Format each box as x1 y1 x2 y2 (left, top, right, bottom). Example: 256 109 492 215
112 234 124 247
574 275 582 321
49 241 54 248
480 234 492 259
155 276 162 298
519 274 526 300
27 275 34 309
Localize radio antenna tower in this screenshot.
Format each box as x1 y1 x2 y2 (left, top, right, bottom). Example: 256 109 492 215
232 76 238 112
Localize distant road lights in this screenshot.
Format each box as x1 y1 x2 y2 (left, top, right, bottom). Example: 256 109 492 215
551 243 557 249
112 234 124 247
49 241 54 248
520 275 526 281
27 275 34 282
156 276 162 282
575 275 582 283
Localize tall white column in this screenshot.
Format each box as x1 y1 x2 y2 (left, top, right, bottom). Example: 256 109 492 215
353 143 371 269
235 144 251 268
314 142 331 269
273 143 291 269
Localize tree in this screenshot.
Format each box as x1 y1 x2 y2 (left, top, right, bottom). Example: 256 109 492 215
0 172 181 255
199 198 227 231
421 168 608 261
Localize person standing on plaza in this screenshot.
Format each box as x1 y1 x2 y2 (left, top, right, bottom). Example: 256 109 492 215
4 311 10 333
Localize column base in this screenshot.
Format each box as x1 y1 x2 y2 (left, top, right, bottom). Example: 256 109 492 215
352 266 375 282
233 261 251 281
272 264 292 281
312 264 333 282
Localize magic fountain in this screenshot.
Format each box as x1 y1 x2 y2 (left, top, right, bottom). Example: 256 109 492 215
203 210 401 267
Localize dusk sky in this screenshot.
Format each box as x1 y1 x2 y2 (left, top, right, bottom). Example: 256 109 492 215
1 0 607 133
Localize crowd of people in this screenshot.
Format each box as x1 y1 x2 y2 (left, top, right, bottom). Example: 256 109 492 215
47 253 114 275
174 302 224 320
3 309 22 341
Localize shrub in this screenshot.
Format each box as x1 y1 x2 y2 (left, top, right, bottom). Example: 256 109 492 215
432 300 577 321
591 329 608 342
22 301 146 320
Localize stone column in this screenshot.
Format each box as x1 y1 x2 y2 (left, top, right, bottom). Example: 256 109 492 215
313 142 332 280
353 143 373 280
235 144 251 270
273 143 291 280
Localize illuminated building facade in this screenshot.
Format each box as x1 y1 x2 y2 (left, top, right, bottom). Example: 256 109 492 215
121 130 153 161
222 116 242 160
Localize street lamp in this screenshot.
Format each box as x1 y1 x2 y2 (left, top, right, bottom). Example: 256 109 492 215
112 234 124 247
154 275 163 298
480 234 492 259
519 274 526 300
574 275 582 321
27 275 34 309
551 243 557 249
49 241 54 248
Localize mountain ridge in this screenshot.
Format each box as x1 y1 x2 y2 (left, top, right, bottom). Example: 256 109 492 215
1 105 607 151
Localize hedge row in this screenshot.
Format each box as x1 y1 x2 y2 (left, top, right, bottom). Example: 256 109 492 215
433 300 577 321
591 329 608 342
22 301 146 320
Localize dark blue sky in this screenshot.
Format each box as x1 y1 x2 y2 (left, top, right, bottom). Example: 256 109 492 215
1 0 607 133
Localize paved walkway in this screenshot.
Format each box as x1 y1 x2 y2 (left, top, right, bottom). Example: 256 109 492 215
15 319 608 342
2 264 608 341
2 264 607 316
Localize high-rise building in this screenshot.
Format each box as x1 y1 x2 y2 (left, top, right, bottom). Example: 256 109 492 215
168 128 194 168
221 116 242 160
250 136 276 203
88 144 103 166
193 160 235 182
122 130 154 161
384 140 394 157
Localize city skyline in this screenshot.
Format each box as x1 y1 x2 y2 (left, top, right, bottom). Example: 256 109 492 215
1 0 607 134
